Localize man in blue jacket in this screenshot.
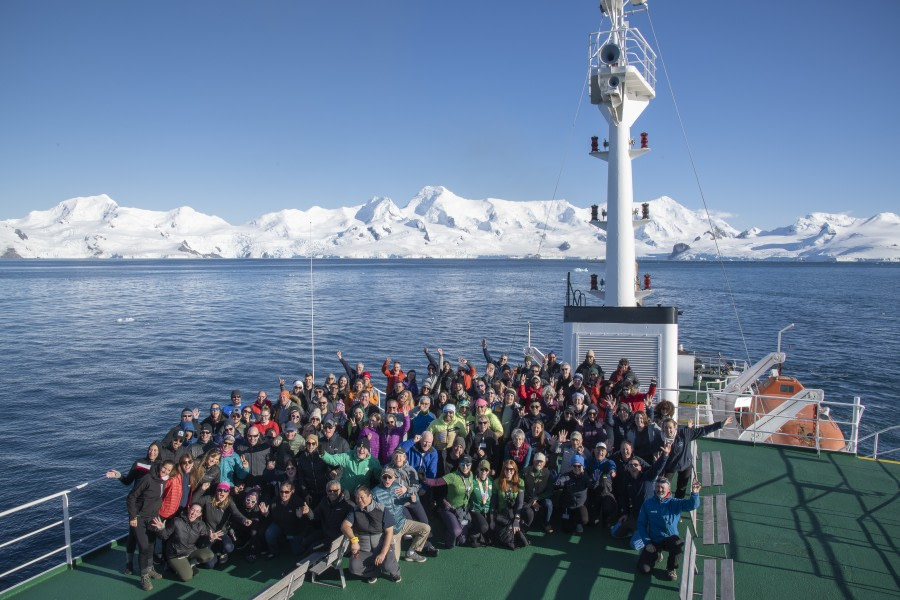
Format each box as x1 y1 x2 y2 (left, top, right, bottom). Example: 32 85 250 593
632 476 701 581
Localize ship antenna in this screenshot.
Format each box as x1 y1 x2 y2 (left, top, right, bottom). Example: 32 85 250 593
309 220 316 380
644 6 752 364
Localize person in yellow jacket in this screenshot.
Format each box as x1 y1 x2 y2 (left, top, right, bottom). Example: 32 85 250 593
465 398 504 439
426 404 468 451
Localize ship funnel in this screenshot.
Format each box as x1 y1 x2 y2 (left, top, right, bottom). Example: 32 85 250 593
599 43 621 65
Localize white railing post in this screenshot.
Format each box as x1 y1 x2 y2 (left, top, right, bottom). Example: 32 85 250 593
815 404 821 455
850 397 861 454
61 493 73 567
873 433 880 460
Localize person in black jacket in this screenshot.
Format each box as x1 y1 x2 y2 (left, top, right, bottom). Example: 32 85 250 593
198 482 252 564
231 486 266 562
554 455 598 534
107 442 160 575
261 481 307 558
151 502 222 584
126 460 175 591
612 444 669 539
662 416 733 498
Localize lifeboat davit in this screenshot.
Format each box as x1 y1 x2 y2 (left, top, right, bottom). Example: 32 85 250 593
739 374 847 451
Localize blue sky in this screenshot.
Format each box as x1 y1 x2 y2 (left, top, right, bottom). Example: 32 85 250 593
1 0 898 230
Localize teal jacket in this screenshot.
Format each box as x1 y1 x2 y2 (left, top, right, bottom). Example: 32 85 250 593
322 450 381 492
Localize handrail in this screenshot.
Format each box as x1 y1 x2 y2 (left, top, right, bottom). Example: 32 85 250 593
0 478 128 592
856 424 900 460
658 386 867 454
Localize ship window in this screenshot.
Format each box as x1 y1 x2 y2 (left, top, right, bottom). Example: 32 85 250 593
779 384 795 394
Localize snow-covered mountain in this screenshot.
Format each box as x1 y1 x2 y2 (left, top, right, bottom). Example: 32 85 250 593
1 187 898 261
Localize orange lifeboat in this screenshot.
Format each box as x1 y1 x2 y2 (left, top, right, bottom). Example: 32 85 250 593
739 375 846 450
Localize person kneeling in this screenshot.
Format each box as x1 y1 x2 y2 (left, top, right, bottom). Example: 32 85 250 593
341 486 402 584
151 503 221 589
631 477 701 581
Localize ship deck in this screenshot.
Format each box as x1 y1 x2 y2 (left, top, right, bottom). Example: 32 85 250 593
2 438 898 600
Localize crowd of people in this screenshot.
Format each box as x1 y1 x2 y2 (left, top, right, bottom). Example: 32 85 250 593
108 340 730 591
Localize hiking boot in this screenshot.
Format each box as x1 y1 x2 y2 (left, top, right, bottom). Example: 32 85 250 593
140 575 153 591
666 569 678 581
147 568 163 580
421 544 439 558
387 573 402 583
404 550 427 563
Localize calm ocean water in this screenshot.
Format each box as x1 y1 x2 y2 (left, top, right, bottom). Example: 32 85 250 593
0 259 898 584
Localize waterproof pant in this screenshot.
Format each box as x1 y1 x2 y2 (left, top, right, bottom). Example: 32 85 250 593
470 512 491 540
522 498 554 528
134 518 158 575
560 505 589 532
264 523 305 555
393 519 431 558
404 500 429 524
437 508 470 548
348 546 400 579
637 535 684 573
665 468 693 499
167 547 216 582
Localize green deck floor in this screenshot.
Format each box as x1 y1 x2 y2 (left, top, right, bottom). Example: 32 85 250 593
3 439 898 600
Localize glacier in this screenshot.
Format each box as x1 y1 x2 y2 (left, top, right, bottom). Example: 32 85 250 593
1 187 898 261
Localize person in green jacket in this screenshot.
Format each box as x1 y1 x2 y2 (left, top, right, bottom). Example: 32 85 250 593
469 459 495 547
424 454 474 549
322 438 381 494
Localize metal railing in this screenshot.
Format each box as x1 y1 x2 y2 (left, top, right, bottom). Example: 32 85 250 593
590 26 657 89
663 386 866 455
0 477 127 592
856 425 900 460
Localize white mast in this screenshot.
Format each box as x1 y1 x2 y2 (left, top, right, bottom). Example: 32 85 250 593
591 0 655 307
565 0 678 416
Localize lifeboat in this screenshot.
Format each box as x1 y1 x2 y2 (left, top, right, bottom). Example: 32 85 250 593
738 374 847 451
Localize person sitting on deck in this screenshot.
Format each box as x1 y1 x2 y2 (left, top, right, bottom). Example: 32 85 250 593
632 476 701 581
342 485 402 584
372 467 431 563
150 502 222 588
613 442 669 540
424 454 475 549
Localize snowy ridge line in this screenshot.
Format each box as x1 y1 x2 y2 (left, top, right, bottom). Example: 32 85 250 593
1 186 898 261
